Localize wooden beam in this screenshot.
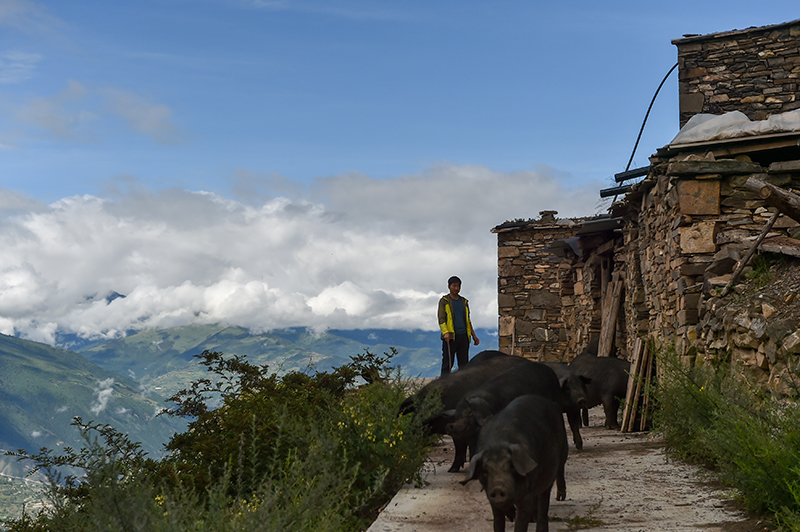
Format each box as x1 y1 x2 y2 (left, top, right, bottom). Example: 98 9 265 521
621 337 645 432
596 238 617 255
614 166 650 183
744 176 800 224
598 272 623 357
600 184 632 198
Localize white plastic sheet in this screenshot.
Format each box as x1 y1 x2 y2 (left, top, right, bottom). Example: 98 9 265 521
670 108 800 145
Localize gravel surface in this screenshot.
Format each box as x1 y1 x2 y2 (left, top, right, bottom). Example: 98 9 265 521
367 407 768 532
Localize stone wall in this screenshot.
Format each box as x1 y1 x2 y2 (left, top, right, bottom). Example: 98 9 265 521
492 213 623 361
494 152 800 391
493 215 589 360
493 20 800 389
674 19 800 127
611 147 800 391
701 286 800 396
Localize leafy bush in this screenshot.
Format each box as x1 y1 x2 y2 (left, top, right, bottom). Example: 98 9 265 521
4 349 438 532
654 345 800 528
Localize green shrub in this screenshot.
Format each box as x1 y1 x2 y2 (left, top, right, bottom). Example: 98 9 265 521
654 345 800 527
4 349 438 532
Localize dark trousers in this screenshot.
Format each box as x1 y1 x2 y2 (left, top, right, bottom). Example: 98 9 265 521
441 333 470 376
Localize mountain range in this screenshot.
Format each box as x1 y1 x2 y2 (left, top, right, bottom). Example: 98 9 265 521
0 333 184 478
0 324 497 518
0 325 497 472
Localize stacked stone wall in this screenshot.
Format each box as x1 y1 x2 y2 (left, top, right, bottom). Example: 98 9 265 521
495 220 587 361
495 157 800 392
621 152 800 392
674 20 800 127
559 257 603 358
494 218 619 362
495 20 800 389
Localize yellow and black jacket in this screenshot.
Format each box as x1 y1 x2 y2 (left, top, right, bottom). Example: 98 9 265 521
438 295 474 340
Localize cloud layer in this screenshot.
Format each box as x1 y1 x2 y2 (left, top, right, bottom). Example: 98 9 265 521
7 80 181 145
0 164 606 345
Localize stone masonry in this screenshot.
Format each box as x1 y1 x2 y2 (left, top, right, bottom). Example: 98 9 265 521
494 20 800 394
674 19 800 127
493 213 581 360
492 212 625 361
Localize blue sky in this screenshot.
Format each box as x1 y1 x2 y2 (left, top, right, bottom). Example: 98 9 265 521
2 1 799 344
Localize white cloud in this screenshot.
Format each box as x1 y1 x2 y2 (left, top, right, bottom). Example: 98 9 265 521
0 51 43 83
13 80 96 140
102 88 181 144
90 378 115 414
10 81 180 143
0 165 606 344
0 0 61 34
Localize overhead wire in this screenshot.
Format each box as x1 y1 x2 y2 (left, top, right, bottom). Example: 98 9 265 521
625 62 679 173
611 62 679 203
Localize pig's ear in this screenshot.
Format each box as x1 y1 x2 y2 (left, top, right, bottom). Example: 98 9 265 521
460 451 483 485
509 444 538 476
467 397 493 426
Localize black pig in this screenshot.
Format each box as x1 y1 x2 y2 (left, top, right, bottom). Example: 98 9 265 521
462 394 568 532
446 360 584 472
399 351 528 466
542 361 591 447
568 354 630 429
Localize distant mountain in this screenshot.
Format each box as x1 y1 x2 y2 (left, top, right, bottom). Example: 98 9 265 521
77 325 499 399
0 333 185 479
0 325 498 517
0 325 498 462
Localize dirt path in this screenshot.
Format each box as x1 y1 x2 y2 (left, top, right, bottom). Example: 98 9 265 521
368 407 767 532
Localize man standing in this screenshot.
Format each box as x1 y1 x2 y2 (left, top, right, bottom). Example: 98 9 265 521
437 276 480 376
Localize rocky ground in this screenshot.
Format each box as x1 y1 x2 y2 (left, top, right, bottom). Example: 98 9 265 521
367 407 769 532
731 252 800 320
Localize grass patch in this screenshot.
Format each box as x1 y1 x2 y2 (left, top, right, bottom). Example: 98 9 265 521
654 345 800 530
563 498 605 530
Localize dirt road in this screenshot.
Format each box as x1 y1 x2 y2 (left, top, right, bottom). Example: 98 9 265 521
368 407 767 532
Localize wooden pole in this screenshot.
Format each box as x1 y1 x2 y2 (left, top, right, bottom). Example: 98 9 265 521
598 272 623 357
720 210 780 297
638 345 655 431
621 337 645 432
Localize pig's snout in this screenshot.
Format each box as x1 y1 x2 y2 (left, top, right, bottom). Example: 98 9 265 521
488 485 510 506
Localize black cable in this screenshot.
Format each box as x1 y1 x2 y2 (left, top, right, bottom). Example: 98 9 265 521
625 62 679 172
609 62 679 205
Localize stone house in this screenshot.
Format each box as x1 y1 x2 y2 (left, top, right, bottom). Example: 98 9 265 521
494 19 800 394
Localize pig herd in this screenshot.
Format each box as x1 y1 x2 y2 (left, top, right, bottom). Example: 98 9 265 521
399 339 631 532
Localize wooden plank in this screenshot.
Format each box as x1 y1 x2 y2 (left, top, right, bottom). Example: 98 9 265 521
598 272 623 357
627 347 647 432
637 342 655 431
621 337 645 432
620 338 641 432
